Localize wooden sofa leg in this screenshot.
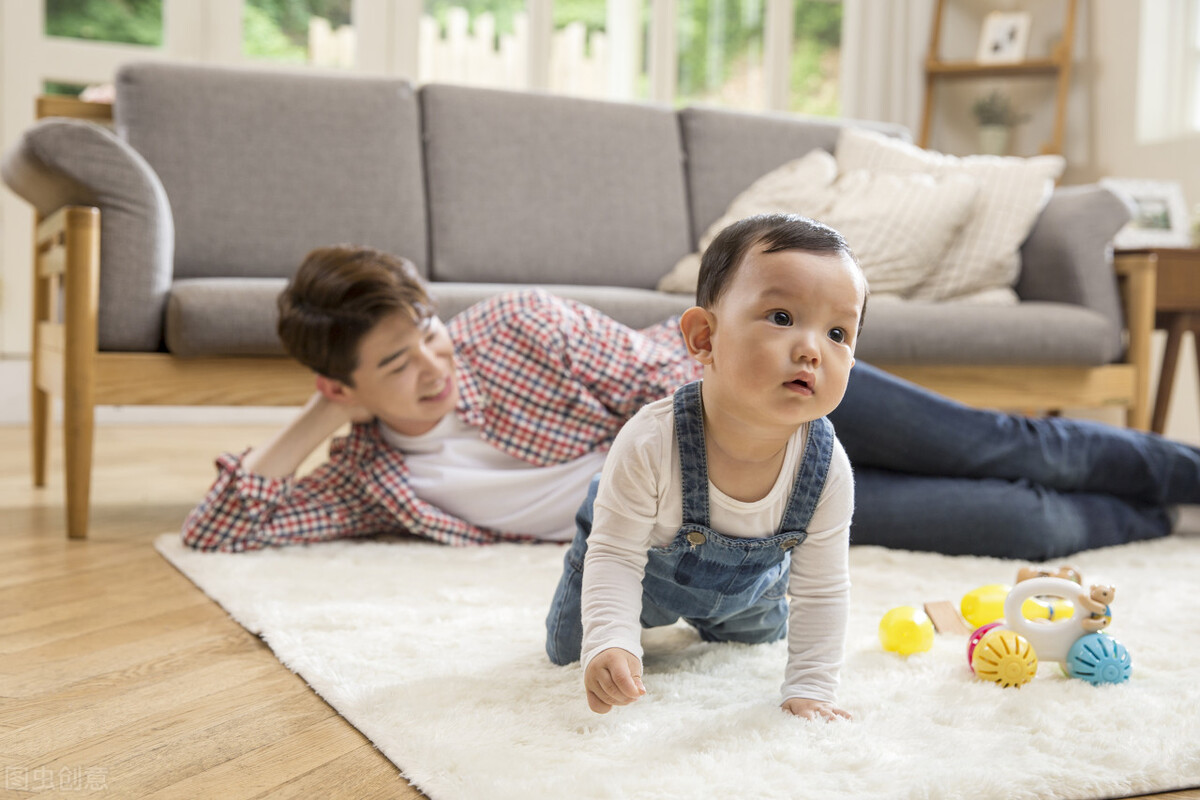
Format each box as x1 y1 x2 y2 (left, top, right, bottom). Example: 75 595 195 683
31 379 49 488
1115 252 1157 431
60 207 101 539
31 234 50 488
63 377 95 539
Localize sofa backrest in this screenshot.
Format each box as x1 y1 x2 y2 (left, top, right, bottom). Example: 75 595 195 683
678 106 910 246
420 84 692 289
115 62 429 281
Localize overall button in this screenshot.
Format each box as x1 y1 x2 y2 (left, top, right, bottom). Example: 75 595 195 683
781 537 801 550
686 531 706 546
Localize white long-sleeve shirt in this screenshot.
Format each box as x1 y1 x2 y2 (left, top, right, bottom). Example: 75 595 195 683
580 395 854 704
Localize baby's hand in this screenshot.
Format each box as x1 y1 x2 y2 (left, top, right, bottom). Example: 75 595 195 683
782 697 852 722
583 648 646 714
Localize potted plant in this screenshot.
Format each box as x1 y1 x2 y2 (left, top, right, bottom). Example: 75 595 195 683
970 90 1029 155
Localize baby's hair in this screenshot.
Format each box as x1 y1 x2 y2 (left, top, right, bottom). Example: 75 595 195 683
696 213 866 332
698 214 853 308
277 245 433 386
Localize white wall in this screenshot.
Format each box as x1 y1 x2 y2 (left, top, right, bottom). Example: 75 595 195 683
926 1 1200 199
1081 2 1200 200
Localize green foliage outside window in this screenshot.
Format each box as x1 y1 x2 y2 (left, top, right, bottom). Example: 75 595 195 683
676 0 839 114
243 0 352 60
791 0 841 116
45 0 163 46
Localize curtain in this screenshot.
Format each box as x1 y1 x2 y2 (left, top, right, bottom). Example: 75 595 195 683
840 0 934 133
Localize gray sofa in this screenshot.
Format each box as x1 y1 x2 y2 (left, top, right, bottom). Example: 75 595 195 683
1 61 1154 538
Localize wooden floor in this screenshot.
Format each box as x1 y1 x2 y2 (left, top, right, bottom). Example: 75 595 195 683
1 422 1197 800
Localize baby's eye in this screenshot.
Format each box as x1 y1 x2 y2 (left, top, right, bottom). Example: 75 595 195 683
828 328 847 343
769 310 792 326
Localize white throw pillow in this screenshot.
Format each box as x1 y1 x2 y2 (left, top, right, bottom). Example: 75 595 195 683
657 150 838 294
816 168 978 296
656 148 980 299
835 127 1065 303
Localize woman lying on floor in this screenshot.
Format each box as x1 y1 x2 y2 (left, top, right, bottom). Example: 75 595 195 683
181 244 1200 559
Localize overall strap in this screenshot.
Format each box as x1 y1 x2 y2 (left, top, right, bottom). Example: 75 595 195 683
778 416 835 533
672 380 709 527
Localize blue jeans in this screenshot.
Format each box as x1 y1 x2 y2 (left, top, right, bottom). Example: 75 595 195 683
831 363 1199 558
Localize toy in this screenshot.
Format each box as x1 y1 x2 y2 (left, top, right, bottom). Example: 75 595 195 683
1016 565 1082 584
967 576 1131 688
966 621 1004 668
971 627 1038 687
960 565 1083 628
879 606 934 655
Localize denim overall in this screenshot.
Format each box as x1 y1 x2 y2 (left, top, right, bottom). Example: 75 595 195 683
545 380 835 665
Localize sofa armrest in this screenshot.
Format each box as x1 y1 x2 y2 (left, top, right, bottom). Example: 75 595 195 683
1 118 174 352
1015 184 1131 354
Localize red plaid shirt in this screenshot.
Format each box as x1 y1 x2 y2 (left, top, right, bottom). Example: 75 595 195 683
181 290 700 551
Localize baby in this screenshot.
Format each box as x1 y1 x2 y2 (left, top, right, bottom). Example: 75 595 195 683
545 213 868 721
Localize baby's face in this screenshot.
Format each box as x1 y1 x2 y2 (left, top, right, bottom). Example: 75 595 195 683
703 246 864 431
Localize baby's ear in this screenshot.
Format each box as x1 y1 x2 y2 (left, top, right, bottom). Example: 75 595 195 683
679 306 715 365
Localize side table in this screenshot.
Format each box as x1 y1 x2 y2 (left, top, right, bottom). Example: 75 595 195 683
1121 247 1200 434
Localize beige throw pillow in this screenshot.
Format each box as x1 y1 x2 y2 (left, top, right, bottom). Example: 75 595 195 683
835 128 1065 303
657 148 980 299
657 150 838 294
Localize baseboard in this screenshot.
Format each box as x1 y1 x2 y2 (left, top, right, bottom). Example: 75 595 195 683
0 358 298 425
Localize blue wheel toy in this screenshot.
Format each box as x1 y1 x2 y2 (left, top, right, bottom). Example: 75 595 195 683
1065 633 1131 685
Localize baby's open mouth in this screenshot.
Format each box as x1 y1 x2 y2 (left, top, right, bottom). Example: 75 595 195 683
787 375 815 394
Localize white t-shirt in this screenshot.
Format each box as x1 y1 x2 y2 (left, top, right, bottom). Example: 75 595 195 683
580 394 854 704
380 414 606 542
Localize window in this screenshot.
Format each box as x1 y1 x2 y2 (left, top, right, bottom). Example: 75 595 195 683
676 0 766 110
550 0 649 100
1137 0 1200 141
790 0 841 116
420 1 527 88
40 0 840 113
44 0 163 46
243 0 354 68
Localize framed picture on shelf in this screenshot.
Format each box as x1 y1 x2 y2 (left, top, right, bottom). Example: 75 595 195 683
1100 178 1193 249
976 11 1032 64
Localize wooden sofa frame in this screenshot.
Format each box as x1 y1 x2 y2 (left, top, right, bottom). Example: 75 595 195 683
27 97 1158 538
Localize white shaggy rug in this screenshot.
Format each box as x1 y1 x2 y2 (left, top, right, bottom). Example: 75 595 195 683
155 532 1200 800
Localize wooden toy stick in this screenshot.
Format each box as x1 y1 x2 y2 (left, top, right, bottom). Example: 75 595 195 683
923 600 973 635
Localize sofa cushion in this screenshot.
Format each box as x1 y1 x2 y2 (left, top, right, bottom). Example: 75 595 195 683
678 106 910 246
836 128 1065 303
116 62 428 281
167 277 1118 367
1 118 173 352
855 300 1123 365
165 279 696 357
420 84 692 289
166 278 288 357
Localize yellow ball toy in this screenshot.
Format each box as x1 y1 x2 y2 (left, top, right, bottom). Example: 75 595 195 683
879 606 935 655
971 628 1038 687
960 584 1010 628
